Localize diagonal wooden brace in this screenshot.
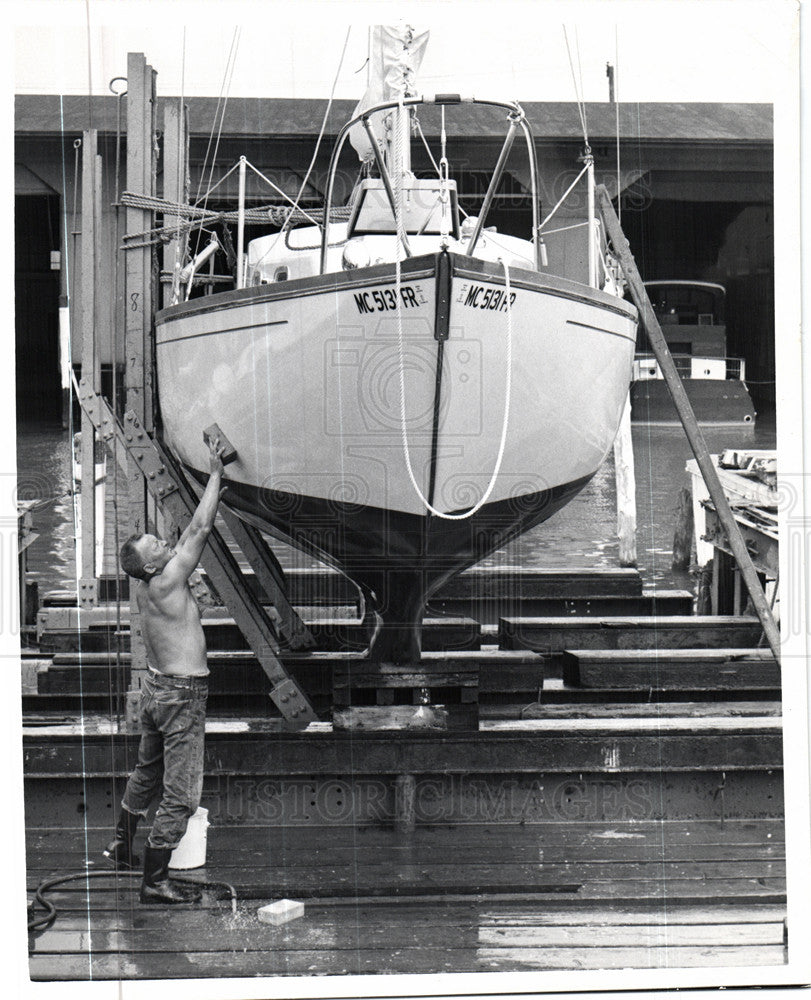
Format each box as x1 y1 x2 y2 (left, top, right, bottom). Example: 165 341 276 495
74 381 318 726
596 184 780 664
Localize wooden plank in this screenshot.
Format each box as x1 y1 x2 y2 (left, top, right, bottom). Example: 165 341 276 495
97 565 646 605
38 616 483 654
27 837 786 872
29 920 784 957
480 716 781 732
27 860 785 897
22 728 785 776
479 922 783 947
570 877 785 904
28 939 787 981
26 817 785 849
435 567 644 599
22 726 785 775
28 883 787 926
27 834 786 881
36 902 788 935
27 822 786 855
526 679 782 705
432 592 693 621
475 945 784 970
333 706 451 731
481 701 782 720
477 905 788 925
500 615 765 652
562 649 781 689
41 595 699 632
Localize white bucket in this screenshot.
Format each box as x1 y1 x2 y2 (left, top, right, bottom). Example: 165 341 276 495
169 807 209 870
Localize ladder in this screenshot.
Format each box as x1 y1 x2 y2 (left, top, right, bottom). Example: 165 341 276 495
76 378 319 728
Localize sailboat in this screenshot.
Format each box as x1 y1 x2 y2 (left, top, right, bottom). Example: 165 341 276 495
155 26 638 663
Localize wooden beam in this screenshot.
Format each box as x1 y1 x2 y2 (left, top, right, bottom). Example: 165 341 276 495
79 131 99 608
124 53 157 710
217 507 314 650
613 393 637 567
162 100 188 308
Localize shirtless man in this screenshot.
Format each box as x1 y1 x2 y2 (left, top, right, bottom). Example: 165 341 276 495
103 435 225 904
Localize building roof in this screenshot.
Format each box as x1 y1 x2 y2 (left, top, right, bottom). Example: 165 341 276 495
16 95 773 144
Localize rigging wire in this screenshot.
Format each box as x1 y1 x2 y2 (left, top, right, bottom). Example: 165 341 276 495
615 26 621 225
563 25 589 148
175 26 188 282
191 27 242 259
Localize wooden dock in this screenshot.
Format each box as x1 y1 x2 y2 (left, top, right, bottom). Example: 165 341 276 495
22 564 786 980
27 823 786 978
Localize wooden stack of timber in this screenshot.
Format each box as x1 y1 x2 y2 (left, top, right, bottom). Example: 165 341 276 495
26 566 696 720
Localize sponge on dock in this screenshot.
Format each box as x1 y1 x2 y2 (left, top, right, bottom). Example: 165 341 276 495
257 899 305 925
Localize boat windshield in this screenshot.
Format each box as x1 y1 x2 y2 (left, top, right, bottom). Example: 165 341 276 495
644 283 725 326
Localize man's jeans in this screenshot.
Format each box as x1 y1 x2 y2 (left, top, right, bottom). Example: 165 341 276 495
122 671 208 850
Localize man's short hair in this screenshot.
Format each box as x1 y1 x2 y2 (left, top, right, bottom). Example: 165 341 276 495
120 533 150 580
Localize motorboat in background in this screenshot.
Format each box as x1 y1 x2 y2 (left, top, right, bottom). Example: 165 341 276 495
154 25 638 663
631 280 756 428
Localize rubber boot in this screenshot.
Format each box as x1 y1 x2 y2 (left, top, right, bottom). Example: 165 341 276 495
102 807 141 870
140 845 202 905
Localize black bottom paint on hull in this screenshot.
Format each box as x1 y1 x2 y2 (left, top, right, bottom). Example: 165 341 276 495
192 472 593 663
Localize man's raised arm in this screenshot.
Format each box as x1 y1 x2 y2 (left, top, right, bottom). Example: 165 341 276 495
160 437 226 586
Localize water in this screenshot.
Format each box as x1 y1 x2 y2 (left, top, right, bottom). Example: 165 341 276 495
17 415 777 595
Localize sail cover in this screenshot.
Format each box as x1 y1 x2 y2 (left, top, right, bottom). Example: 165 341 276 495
348 24 429 164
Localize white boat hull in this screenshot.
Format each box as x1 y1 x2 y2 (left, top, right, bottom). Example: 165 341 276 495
156 253 637 661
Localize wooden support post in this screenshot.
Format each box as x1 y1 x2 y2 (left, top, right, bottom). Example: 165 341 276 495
672 485 694 571
613 393 637 567
394 774 417 834
125 53 157 720
162 100 188 308
733 565 744 616
79 130 99 609
596 186 781 663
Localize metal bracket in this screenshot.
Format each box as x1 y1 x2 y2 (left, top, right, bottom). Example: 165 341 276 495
79 577 99 609
123 412 179 500
270 677 318 726
77 379 117 445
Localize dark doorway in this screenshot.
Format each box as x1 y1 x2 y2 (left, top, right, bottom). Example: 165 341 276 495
16 194 62 423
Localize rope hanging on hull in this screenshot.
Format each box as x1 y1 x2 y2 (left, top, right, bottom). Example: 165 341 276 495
391 96 514 521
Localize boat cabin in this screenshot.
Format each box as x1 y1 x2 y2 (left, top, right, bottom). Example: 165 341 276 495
639 280 727 359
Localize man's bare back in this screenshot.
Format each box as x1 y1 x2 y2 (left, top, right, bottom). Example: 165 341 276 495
127 437 225 678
